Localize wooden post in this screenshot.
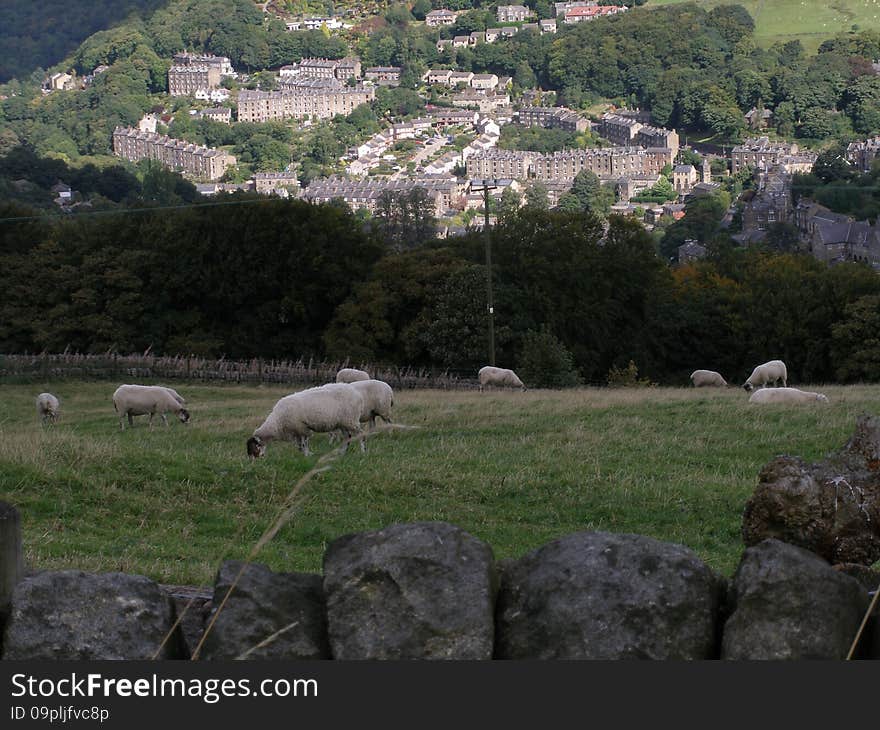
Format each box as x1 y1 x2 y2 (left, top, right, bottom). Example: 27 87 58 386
0 501 23 613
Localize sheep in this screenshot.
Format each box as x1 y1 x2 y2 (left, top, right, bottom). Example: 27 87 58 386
329 379 394 446
36 393 60 424
748 387 829 405
112 384 190 430
478 366 526 392
743 360 788 391
350 379 394 429
247 383 365 459
336 368 370 384
690 370 728 387
159 386 185 404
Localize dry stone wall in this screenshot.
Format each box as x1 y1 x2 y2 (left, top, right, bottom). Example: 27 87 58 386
0 518 876 660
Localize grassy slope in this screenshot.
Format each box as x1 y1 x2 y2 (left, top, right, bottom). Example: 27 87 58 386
647 0 880 51
1 380 877 585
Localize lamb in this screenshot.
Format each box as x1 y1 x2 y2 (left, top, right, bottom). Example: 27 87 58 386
478 366 526 392
247 383 365 459
336 368 370 384
36 393 60 424
112 384 190 430
748 387 829 405
743 360 787 391
690 370 728 387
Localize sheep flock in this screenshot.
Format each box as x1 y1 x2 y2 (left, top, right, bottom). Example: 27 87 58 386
26 354 836 465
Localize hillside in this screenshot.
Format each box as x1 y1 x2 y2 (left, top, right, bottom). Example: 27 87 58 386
0 0 168 82
648 0 880 51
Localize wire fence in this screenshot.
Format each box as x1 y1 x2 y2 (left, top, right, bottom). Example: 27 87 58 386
0 352 479 390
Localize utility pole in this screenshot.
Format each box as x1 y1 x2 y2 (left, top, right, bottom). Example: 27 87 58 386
471 178 498 366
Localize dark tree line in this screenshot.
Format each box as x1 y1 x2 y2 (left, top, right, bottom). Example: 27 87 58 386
0 0 165 82
3 196 880 385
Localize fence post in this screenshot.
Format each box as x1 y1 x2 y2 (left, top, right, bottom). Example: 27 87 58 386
0 502 23 618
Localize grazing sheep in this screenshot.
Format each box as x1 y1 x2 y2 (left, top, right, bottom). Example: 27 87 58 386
112 384 190 430
329 379 394 446
478 366 526 392
350 379 394 429
690 370 728 388
160 386 185 404
336 368 370 384
36 393 60 424
743 360 788 391
247 383 365 459
748 387 829 405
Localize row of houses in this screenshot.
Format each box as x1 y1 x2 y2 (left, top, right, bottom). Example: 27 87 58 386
436 21 556 51
112 126 236 181
236 83 375 123
300 176 465 216
450 89 512 114
422 69 511 90
465 146 675 182
284 17 347 31
730 137 815 174
278 57 362 82
562 4 626 23
517 106 589 133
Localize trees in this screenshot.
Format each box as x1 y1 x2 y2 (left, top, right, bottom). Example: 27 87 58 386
372 187 438 251
831 295 880 382
562 169 615 217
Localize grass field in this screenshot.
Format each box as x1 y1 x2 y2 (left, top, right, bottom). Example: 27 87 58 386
2 380 878 586
647 0 880 51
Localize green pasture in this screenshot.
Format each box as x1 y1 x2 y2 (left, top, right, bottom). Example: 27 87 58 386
647 0 880 51
1 380 877 585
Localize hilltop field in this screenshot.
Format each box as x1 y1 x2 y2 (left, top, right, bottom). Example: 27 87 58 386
649 0 880 50
2 380 878 585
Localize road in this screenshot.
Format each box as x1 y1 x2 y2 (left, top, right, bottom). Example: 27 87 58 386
390 136 449 179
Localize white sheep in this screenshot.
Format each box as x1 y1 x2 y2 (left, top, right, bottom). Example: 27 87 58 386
36 393 60 424
748 387 829 405
112 384 190 430
690 370 728 387
743 360 787 391
478 366 526 392
329 379 394 445
336 368 370 383
159 386 185 404
247 383 365 458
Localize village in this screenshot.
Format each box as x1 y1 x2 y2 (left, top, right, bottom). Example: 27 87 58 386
39 2 880 267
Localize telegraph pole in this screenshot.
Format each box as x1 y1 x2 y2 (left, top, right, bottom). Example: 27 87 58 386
471 178 498 366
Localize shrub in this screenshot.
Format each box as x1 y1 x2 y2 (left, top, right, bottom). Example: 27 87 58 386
606 360 655 388
516 328 582 388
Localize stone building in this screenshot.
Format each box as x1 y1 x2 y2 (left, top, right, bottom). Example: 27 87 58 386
599 113 679 157
168 65 221 96
497 5 532 22
466 147 673 182
112 126 236 181
731 137 799 174
425 9 458 26
517 106 588 132
237 84 375 123
846 137 880 173
301 176 464 216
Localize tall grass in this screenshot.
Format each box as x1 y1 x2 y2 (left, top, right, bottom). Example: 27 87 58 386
1 380 878 584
